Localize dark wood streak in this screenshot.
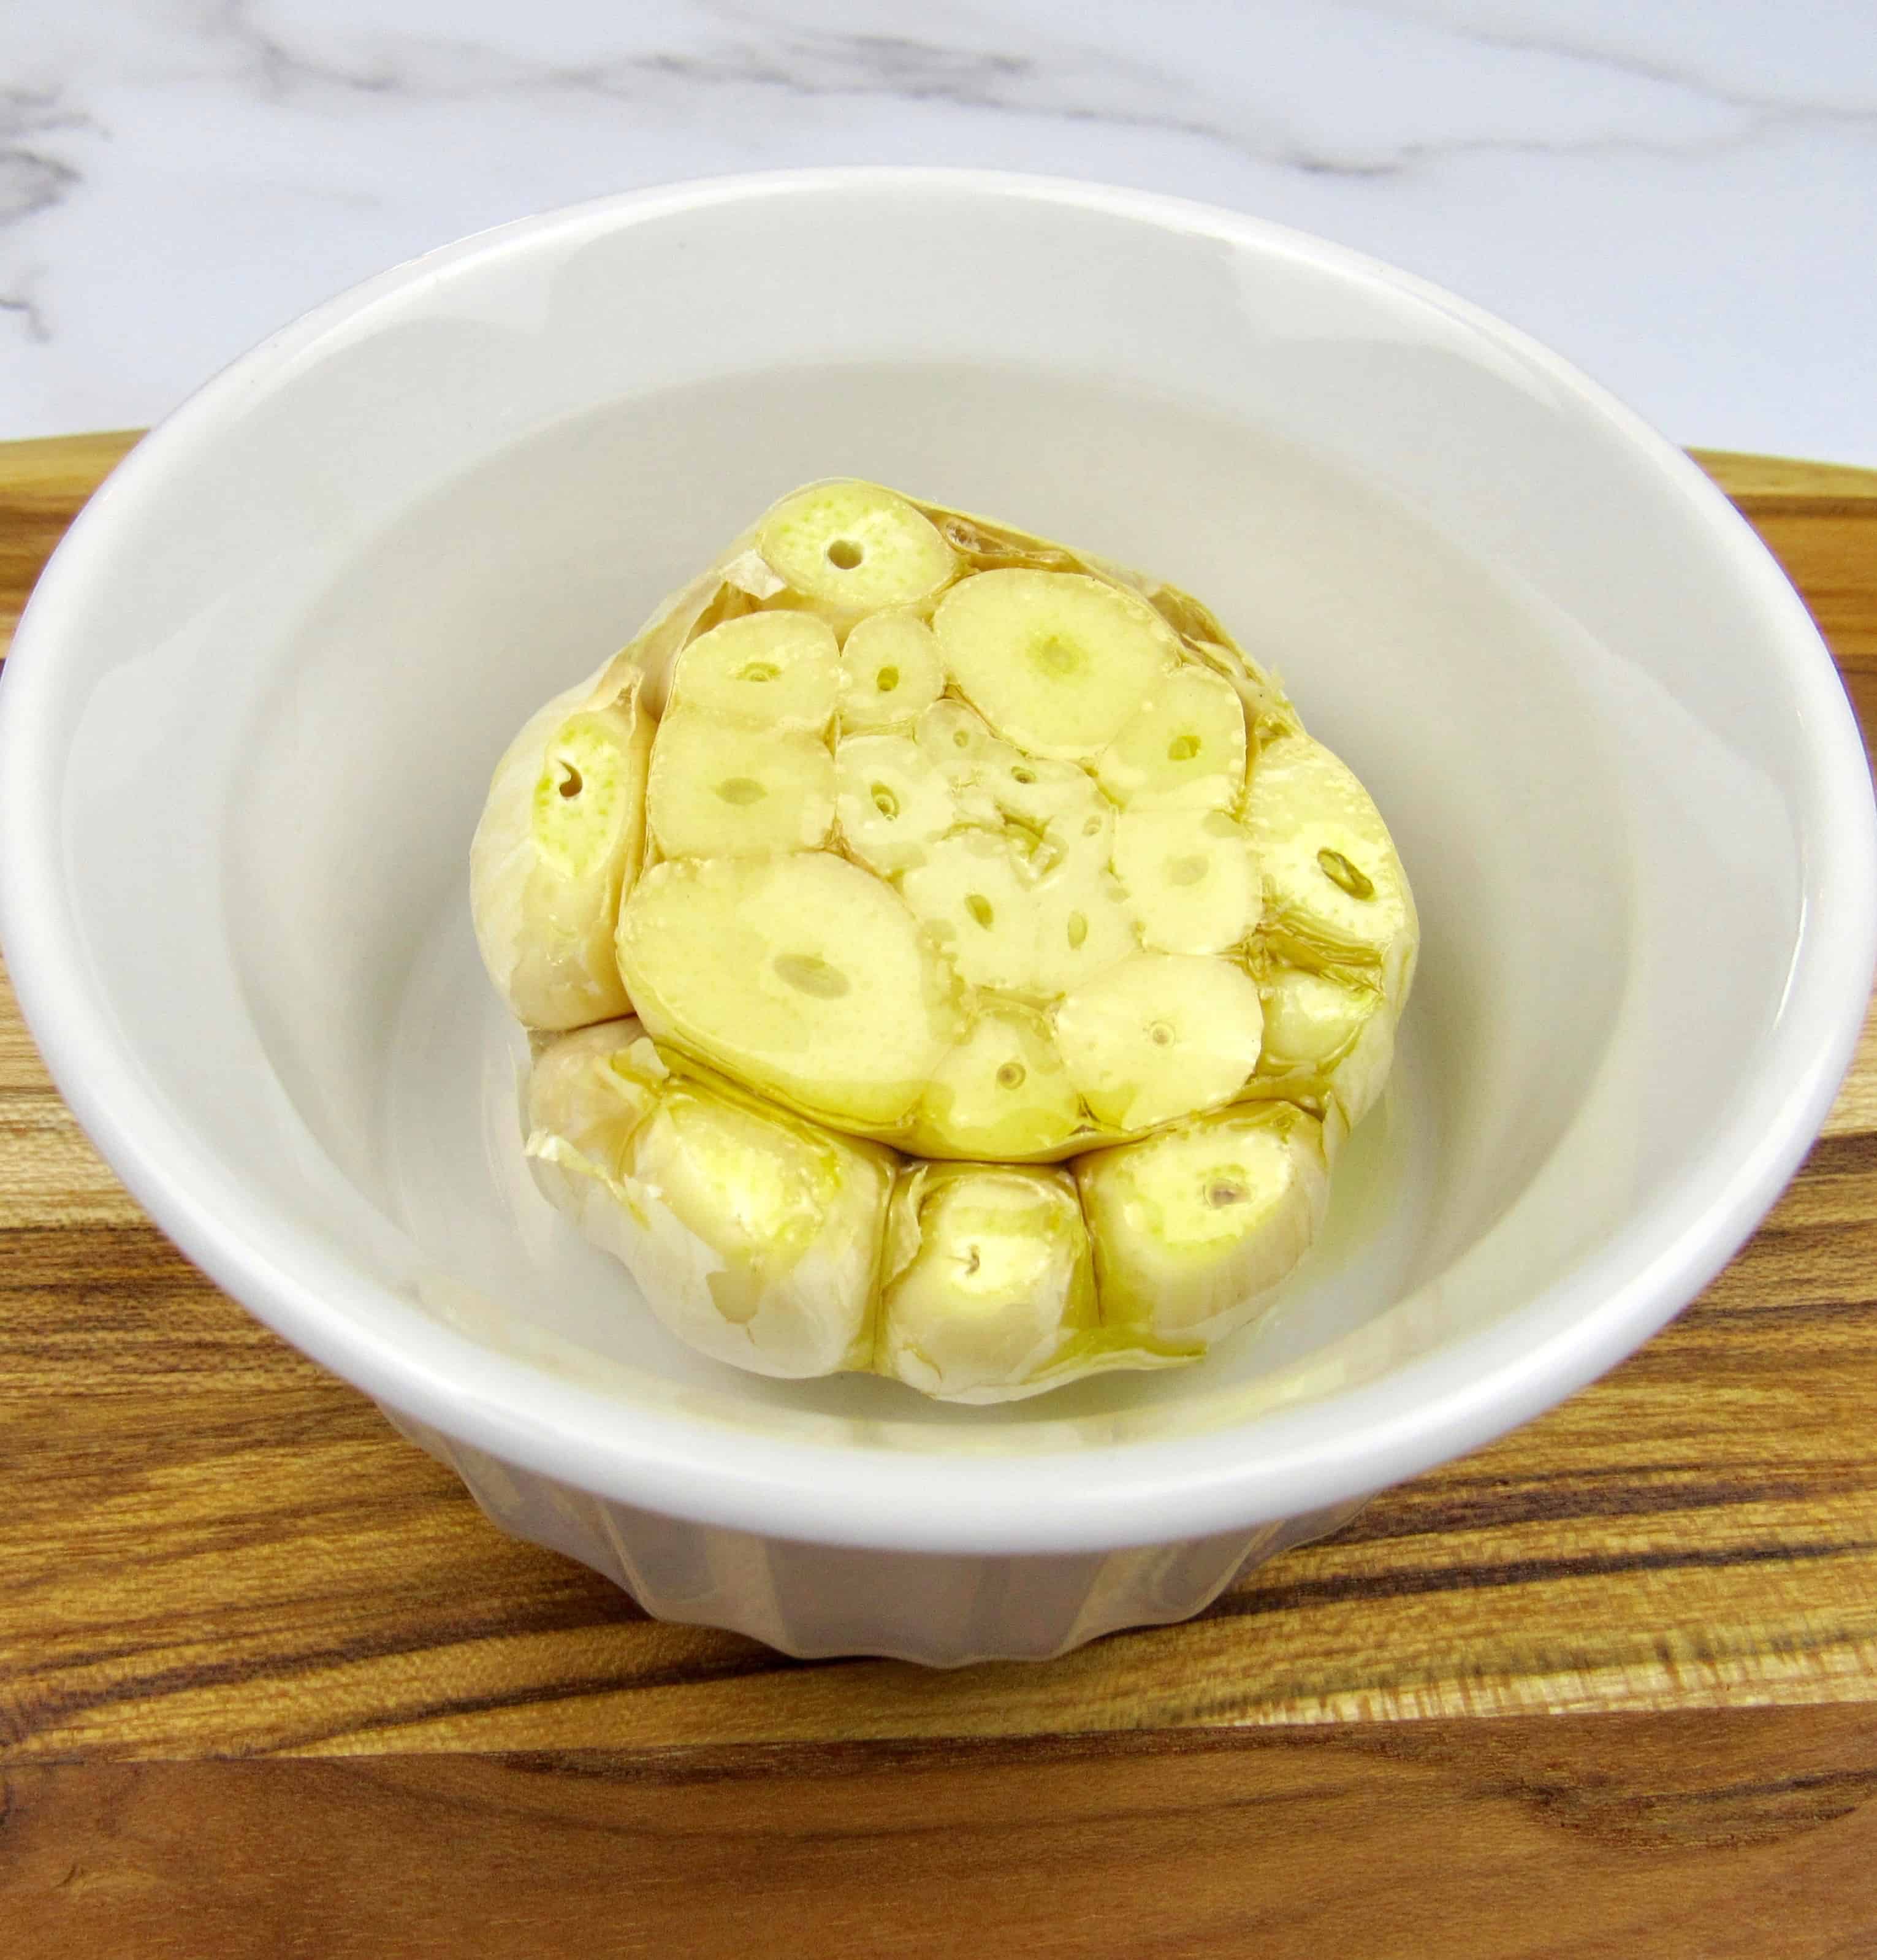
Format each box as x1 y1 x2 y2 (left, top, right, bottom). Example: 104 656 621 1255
1786 1132 1877 1177
1214 1538 1876 1619
0 432 140 652
474 1709 1877 1804
262 1649 837 1758
1337 1468 1870 1541
21 1581 641 1693
18 1640 769 1763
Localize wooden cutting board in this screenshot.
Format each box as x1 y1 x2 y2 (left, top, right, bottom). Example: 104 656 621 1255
2 435 1875 1957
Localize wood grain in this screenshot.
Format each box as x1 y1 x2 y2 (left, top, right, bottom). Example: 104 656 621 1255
7 1709 1877 1959
3 436 1876 1950
4 1116 1875 1762
0 431 139 649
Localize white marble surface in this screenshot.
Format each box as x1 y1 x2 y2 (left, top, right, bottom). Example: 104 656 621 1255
2 0 1873 462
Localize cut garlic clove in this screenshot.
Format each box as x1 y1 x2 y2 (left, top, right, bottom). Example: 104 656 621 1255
646 709 835 860
666 609 840 734
833 733 960 877
932 569 1181 761
878 1162 1095 1399
1244 733 1416 1001
1112 806 1256 955
1095 663 1247 810
616 852 962 1132
757 479 957 625
898 829 1043 994
838 609 946 731
1077 1101 1331 1344
470 666 654 1031
1054 953 1264 1133
912 1006 1083 1159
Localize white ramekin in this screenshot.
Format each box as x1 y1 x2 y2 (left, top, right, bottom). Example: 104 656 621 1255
2 170 1871 1663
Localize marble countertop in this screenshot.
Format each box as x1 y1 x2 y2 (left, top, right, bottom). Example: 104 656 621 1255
2 1 1873 463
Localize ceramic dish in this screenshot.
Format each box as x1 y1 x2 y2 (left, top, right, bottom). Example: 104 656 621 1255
2 170 1871 1662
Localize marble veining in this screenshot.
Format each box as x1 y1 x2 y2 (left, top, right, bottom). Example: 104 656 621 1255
2 1 1874 459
